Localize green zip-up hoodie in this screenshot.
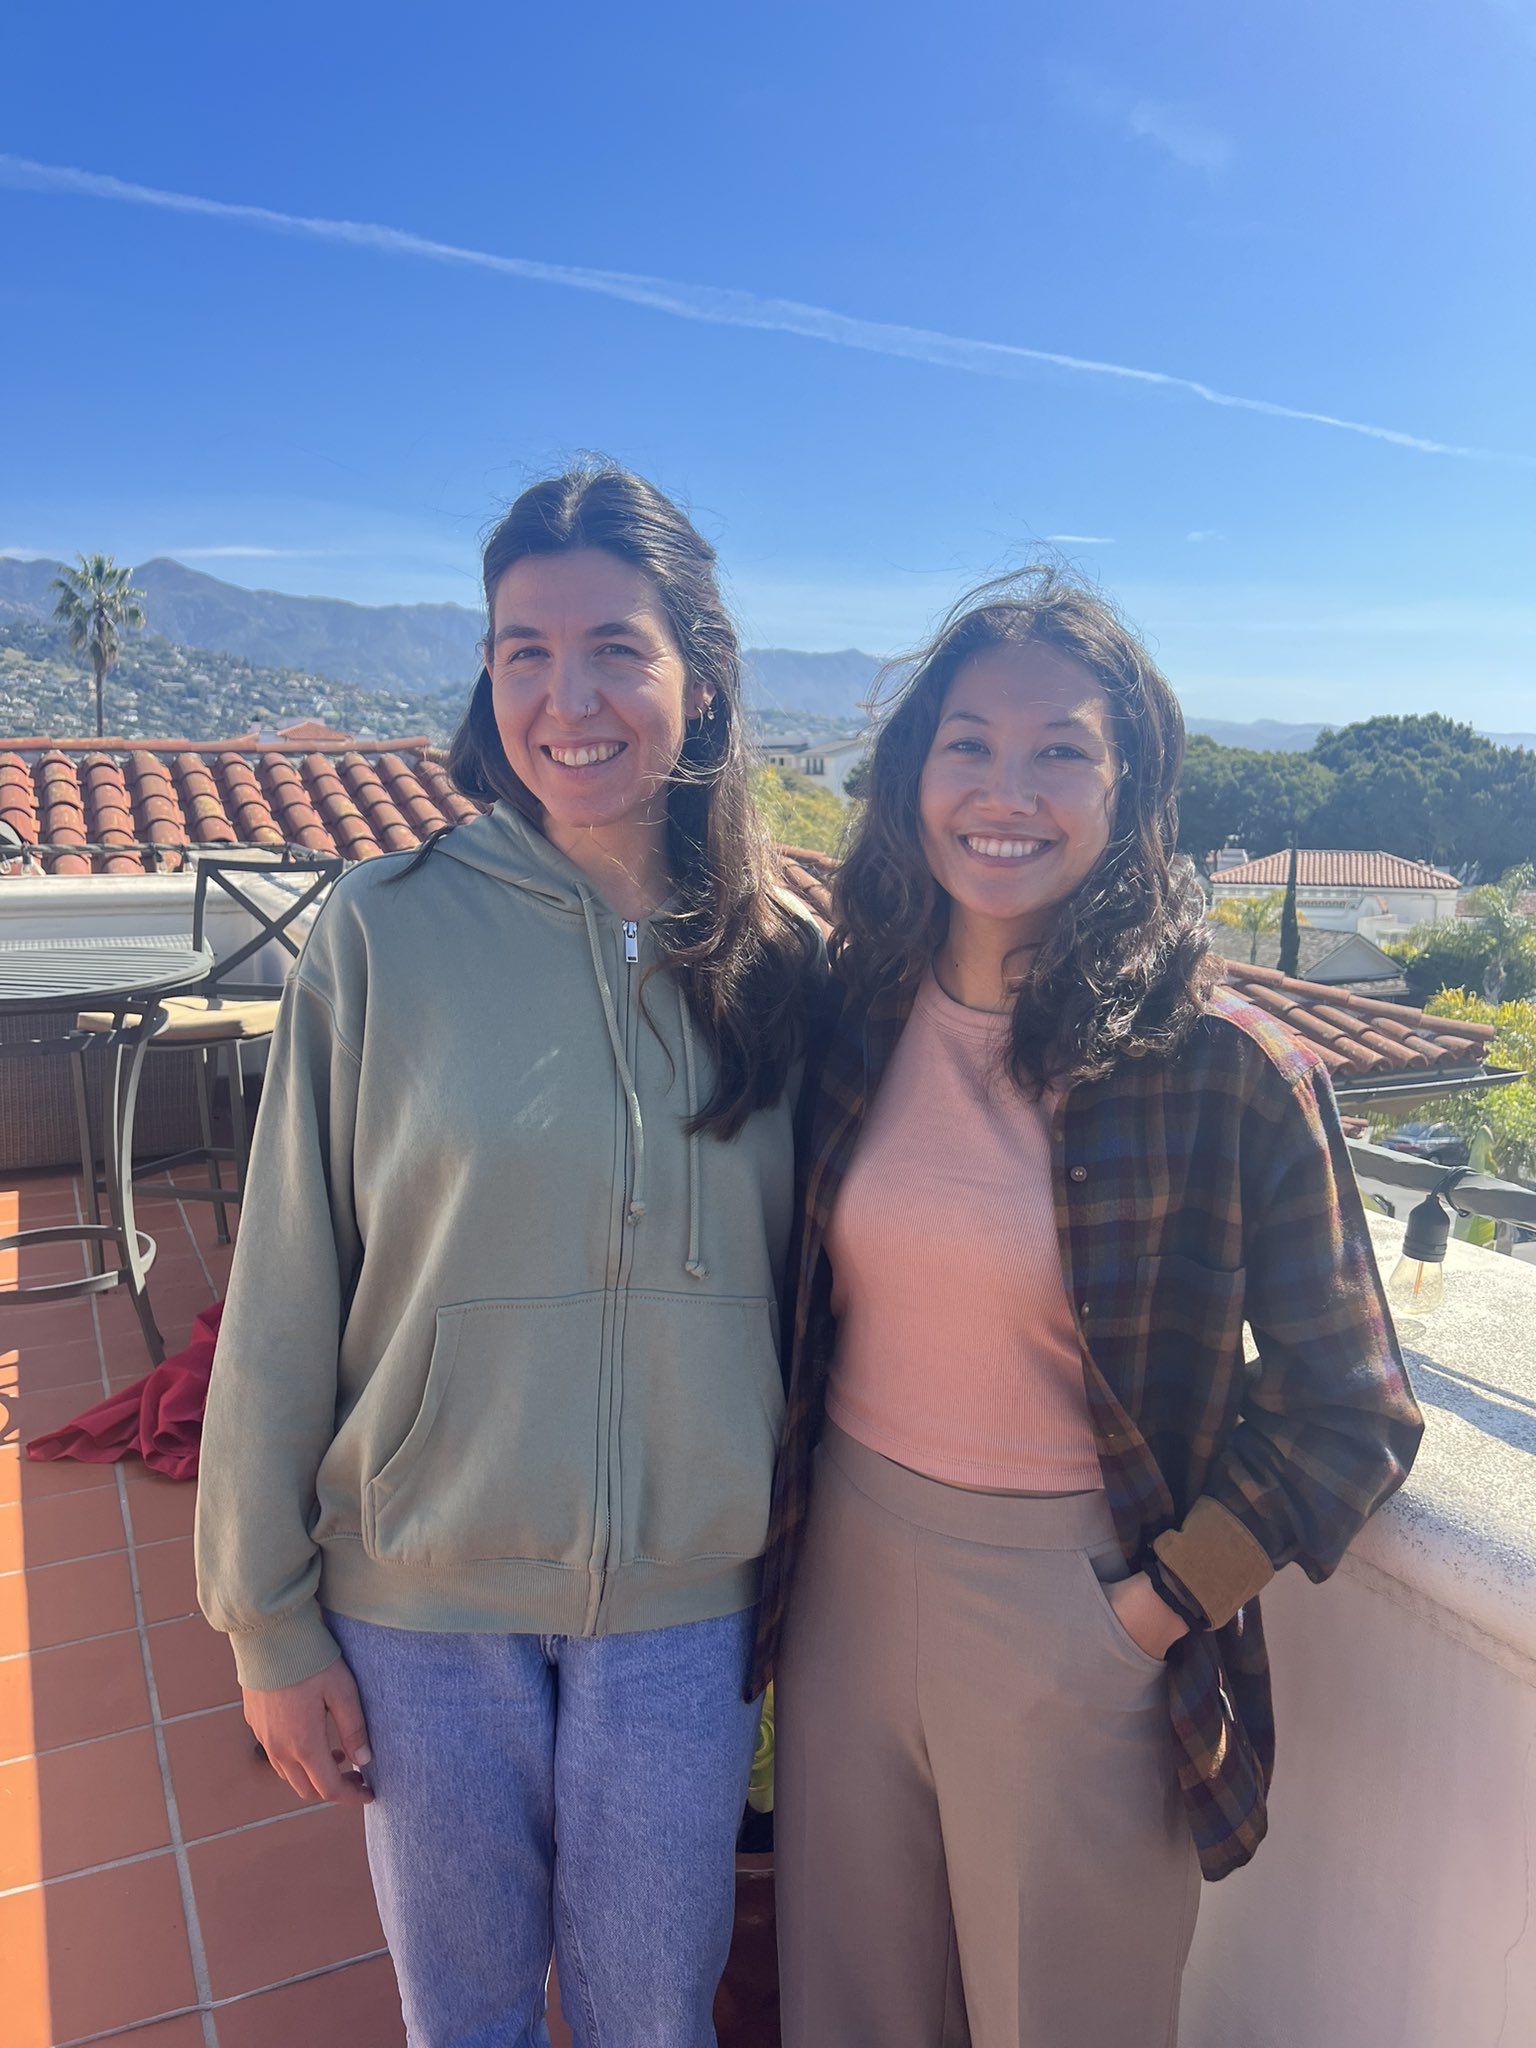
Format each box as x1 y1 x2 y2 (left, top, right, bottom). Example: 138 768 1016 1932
195 804 801 1691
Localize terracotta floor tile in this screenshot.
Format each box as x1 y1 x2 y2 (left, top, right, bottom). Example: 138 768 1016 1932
7 1335 106 1397
4 1382 120 1448
0 1852 196 2047
148 1615 241 1719
0 1445 118 1509
0 1549 137 1656
135 1539 199 1625
121 1467 199 1545
164 1703 306 1841
1 1303 100 1352
0 1629 151 1761
93 2015 205 2048
0 1725 169 1887
0 1483 126 1571
215 1951 403 2048
190 1803 382 1999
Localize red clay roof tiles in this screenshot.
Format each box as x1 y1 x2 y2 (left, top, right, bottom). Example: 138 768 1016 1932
1212 849 1460 891
0 743 1507 1097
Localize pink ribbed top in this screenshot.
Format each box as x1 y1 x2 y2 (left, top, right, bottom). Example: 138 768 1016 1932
824 973 1102 1493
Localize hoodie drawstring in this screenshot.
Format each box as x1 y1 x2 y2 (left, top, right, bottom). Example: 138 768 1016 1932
581 890 648 1226
677 985 707 1281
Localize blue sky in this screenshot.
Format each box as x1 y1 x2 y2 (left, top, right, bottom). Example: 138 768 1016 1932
1 0 1533 727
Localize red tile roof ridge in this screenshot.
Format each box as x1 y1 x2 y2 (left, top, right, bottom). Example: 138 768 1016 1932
0 735 436 754
1211 848 1460 891
1229 958 1498 1044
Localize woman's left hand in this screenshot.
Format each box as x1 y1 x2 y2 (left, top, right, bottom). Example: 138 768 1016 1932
1106 1571 1191 1661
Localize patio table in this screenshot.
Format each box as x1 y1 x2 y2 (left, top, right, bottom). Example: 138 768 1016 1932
0 935 213 1362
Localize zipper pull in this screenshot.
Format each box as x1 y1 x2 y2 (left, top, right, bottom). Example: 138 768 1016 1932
623 920 639 965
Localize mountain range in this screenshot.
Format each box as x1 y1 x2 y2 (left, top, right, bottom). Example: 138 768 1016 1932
4 554 1533 752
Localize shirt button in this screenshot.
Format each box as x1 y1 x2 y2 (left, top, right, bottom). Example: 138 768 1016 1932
1069 1166 1088 1182
1079 1302 1091 1319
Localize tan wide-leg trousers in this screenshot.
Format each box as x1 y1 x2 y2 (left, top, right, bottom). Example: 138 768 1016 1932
775 1424 1200 2048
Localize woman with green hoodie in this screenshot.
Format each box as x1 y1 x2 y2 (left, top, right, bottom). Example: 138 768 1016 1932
195 464 818 2047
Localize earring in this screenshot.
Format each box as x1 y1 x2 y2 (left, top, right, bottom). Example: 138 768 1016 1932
704 697 717 722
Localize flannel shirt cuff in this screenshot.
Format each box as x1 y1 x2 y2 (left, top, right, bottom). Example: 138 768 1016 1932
1145 1556 1208 1633
1152 1495 1276 1631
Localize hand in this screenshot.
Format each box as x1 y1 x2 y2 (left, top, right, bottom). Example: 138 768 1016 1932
1105 1571 1190 1661
243 1656 374 1806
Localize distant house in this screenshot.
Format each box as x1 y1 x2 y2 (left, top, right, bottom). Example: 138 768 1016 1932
754 731 871 802
1207 849 1459 939
1205 923 1406 993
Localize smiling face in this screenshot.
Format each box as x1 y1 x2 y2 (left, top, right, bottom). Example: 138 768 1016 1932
918 642 1120 963
486 548 707 882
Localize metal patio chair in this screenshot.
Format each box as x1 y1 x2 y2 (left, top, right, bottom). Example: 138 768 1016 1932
74 851 343 1247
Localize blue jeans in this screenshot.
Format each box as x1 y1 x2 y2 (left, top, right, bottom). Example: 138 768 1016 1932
327 1608 761 2048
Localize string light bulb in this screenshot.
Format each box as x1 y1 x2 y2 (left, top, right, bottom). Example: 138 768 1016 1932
1384 1186 1454 1318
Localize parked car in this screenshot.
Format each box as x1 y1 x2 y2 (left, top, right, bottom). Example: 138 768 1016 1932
1376 1121 1471 1166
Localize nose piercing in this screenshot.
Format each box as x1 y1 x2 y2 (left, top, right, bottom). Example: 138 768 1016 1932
581 700 598 719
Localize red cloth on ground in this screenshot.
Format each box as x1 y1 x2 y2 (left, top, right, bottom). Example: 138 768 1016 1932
26 1301 223 1482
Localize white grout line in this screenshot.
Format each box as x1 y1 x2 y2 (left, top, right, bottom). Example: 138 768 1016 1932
0 1532 191 1581
52 1948 392 2048
0 1797 349 1899
0 1694 240 1768
116 1457 221 2048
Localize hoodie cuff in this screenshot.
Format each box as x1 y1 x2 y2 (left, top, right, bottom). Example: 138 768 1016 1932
225 1603 343 1693
1152 1496 1275 1631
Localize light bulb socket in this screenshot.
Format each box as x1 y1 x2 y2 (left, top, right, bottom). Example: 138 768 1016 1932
1402 1190 1451 1264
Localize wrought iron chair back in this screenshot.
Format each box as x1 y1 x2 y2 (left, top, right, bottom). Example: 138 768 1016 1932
189 852 344 1004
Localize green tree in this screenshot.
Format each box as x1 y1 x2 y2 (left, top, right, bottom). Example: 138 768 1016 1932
1176 736 1333 871
843 755 871 800
1417 992 1536 1185
1459 863 1536 1001
752 764 848 857
50 553 146 738
1278 842 1301 977
1388 865 1536 1005
1310 715 1535 879
1209 891 1287 964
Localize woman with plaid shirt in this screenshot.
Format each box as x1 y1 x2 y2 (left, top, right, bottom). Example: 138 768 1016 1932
757 572 1423 2048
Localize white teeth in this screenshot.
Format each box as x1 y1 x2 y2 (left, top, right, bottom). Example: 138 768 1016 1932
549 743 624 768
963 835 1047 860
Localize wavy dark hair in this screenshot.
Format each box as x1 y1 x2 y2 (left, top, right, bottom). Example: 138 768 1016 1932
402 461 813 1136
836 568 1218 1094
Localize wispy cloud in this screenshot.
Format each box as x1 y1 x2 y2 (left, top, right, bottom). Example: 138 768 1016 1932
1186 529 1222 543
1127 100 1232 177
1046 534 1115 545
0 152 1521 466
170 545 334 559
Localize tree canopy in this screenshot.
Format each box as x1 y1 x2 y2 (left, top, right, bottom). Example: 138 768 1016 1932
1178 715 1535 881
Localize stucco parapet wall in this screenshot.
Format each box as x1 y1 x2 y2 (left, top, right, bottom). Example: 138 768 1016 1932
0 870 329 963
1347 1215 1536 1679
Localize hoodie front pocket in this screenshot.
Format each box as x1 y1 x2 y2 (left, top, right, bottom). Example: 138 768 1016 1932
616 1292 785 1568
365 1292 606 1568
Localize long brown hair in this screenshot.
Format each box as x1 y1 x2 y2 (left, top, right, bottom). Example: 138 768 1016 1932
405 462 814 1136
835 568 1217 1093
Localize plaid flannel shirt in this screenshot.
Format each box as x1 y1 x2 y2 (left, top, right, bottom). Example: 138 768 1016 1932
753 974 1424 1880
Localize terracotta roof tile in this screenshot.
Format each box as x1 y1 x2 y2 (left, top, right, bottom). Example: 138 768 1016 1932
171 753 240 848
37 753 90 875
78 753 142 874
213 752 285 847
0 737 1509 1102
1211 849 1460 891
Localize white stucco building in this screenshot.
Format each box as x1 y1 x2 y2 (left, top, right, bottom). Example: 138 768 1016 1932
755 732 871 802
1208 849 1460 939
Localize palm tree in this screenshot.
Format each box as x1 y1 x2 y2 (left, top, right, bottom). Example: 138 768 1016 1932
1209 891 1289 965
51 554 146 739
1461 863 1536 1001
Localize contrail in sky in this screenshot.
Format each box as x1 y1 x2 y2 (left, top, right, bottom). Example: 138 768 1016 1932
0 151 1519 465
